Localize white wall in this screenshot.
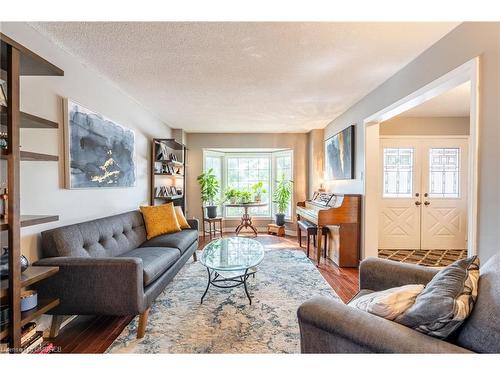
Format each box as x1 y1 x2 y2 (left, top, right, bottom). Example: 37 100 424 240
0 22 172 262
321 22 500 261
380 116 470 136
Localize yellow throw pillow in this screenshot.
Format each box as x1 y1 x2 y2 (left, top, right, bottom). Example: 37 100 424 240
140 203 181 240
174 206 191 229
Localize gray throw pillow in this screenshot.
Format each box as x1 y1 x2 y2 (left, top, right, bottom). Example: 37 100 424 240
395 256 480 339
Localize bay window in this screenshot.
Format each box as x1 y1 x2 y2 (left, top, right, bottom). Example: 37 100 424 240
203 149 293 220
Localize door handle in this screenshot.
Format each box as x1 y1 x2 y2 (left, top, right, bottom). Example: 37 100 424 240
415 201 422 206
424 201 430 206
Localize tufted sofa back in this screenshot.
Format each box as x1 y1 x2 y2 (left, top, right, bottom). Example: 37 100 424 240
41 211 147 258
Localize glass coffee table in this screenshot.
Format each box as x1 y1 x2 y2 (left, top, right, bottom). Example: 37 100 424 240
200 237 265 305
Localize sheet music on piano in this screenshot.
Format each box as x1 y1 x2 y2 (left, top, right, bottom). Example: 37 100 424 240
311 192 344 207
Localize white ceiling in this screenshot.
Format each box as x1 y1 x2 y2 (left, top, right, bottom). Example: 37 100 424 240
399 81 470 118
30 22 458 133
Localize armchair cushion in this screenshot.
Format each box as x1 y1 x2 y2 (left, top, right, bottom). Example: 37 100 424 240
349 284 424 320
118 247 180 286
396 256 480 339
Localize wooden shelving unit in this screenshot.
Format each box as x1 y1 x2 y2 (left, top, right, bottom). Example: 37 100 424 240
150 138 187 211
1 104 59 129
1 32 63 351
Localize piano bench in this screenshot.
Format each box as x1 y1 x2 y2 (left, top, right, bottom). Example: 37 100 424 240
297 220 329 258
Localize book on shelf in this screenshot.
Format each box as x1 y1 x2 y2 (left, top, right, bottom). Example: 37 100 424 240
21 331 43 353
21 322 37 346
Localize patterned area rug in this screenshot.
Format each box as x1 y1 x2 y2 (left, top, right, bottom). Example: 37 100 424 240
107 246 339 354
378 249 467 267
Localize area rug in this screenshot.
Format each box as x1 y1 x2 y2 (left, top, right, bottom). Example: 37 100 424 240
107 247 339 353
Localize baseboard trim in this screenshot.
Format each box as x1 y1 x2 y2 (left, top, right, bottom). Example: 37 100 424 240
199 226 297 237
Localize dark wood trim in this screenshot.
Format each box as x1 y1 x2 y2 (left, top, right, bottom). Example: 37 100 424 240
0 266 59 298
0 32 64 77
7 45 22 349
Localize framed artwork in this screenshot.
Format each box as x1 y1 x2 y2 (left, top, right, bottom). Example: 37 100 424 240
324 125 355 180
64 99 136 189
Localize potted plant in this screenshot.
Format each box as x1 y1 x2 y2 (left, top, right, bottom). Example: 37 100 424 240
273 174 292 226
251 181 267 202
239 190 252 204
197 168 220 218
224 187 240 204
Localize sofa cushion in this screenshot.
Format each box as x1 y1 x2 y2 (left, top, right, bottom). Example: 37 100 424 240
118 247 180 287
140 229 198 254
140 203 181 240
396 256 480 339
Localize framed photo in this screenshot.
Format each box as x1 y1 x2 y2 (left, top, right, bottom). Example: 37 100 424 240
64 99 136 189
324 125 355 180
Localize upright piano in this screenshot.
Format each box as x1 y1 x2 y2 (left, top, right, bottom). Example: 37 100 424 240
297 192 361 267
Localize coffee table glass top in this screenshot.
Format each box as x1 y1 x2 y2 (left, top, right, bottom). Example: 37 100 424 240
200 237 265 272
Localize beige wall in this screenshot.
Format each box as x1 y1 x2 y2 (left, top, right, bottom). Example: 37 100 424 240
185 133 308 231
0 23 172 262
307 129 324 196
322 22 500 261
380 116 470 136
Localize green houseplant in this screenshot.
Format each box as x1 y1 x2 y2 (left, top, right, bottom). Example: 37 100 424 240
251 181 267 202
273 174 292 226
224 187 240 204
197 168 220 218
239 190 252 204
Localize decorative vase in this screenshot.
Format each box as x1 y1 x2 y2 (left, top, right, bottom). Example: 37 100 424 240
230 197 237 204
0 247 29 279
206 205 218 219
275 213 285 227
254 194 261 203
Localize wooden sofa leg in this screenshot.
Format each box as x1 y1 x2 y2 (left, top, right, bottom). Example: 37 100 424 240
193 251 198 262
137 308 150 339
49 315 64 338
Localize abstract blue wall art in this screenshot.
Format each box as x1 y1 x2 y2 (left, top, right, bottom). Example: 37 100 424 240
324 125 355 180
65 100 136 188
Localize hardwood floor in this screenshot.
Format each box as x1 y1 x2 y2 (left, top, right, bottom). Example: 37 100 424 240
48 233 359 353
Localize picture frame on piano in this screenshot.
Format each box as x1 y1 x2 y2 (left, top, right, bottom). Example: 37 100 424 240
324 124 355 180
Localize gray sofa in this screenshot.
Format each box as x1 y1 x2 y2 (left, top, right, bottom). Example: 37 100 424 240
33 210 199 339
298 254 500 353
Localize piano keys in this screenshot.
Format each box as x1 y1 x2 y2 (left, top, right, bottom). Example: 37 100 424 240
297 192 361 267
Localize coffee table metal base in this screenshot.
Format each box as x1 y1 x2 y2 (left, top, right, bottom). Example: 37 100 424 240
201 267 257 305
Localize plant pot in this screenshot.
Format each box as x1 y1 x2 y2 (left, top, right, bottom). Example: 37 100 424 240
275 213 286 227
230 197 237 204
205 205 218 219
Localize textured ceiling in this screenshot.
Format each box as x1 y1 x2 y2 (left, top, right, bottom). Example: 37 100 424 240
399 82 470 117
30 22 458 133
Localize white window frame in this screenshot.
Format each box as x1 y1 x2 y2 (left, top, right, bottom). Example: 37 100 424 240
202 149 294 221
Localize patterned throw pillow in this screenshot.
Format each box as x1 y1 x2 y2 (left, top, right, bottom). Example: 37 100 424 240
174 206 191 229
396 256 480 339
348 284 424 320
140 203 181 240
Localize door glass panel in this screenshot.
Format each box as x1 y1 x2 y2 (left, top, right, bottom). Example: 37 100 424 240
429 148 460 198
383 148 414 198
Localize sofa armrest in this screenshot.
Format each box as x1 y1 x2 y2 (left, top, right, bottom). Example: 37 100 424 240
297 297 471 353
33 257 145 315
187 218 199 231
359 257 439 291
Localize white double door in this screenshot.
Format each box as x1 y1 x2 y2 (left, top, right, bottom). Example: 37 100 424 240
379 137 468 250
